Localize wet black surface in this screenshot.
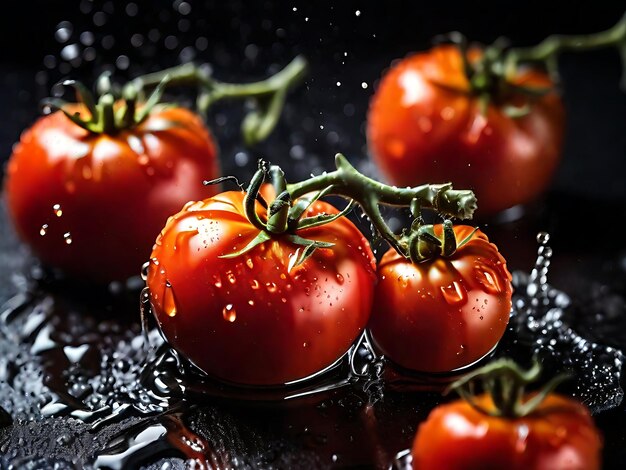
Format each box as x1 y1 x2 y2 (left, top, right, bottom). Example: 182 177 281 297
1 1 626 469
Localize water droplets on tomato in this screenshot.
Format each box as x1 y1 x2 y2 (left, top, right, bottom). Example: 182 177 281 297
475 265 503 294
440 106 455 121
250 279 260 290
174 229 198 251
163 280 177 318
266 282 277 293
222 304 236 322
335 273 345 285
440 281 467 305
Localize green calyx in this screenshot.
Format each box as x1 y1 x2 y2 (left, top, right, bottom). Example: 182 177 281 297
406 220 477 264
42 54 308 143
211 159 350 269
447 357 571 419
41 72 170 135
440 12 626 116
212 154 478 268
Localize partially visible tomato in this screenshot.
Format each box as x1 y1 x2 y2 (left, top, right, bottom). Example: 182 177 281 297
411 390 603 470
147 190 376 386
368 224 512 373
367 44 565 217
4 104 219 283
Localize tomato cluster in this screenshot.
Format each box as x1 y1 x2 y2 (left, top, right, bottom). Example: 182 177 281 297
3 17 617 467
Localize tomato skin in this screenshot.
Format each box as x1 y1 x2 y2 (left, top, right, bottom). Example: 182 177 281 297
368 225 512 373
147 191 376 386
367 45 565 217
4 105 219 283
411 393 603 470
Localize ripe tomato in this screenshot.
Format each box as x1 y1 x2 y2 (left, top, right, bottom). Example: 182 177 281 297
4 105 219 283
146 190 376 386
368 224 512 373
367 45 565 217
411 392 603 470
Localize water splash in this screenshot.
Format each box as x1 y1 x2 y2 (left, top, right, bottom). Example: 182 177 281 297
0 231 623 468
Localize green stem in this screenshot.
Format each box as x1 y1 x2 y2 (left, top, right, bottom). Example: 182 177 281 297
132 55 308 145
505 13 626 78
99 94 117 134
447 358 571 419
286 154 477 257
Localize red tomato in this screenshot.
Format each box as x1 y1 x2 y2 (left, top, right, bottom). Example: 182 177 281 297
4 105 219 283
367 45 565 217
411 393 603 470
146 190 376 386
368 225 512 373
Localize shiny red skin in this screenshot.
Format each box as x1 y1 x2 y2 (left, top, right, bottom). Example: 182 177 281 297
367 45 565 217
147 191 377 386
412 393 603 470
4 105 219 283
369 225 512 373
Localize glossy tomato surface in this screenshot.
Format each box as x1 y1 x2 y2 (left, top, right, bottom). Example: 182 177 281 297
411 393 603 470
4 105 219 283
147 190 377 386
367 45 565 217
369 225 512 373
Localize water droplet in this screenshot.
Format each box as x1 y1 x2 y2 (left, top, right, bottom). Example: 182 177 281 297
53 204 63 217
266 282 277 293
226 272 236 284
246 259 254 269
222 304 236 322
475 265 503 294
440 106 456 121
141 261 150 281
418 116 432 133
336 273 345 285
250 279 260 290
361 82 368 89
163 281 177 317
440 281 468 305
536 232 550 245
39 224 48 236
63 232 72 244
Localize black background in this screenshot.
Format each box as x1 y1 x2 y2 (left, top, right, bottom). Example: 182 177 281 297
0 1 625 468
